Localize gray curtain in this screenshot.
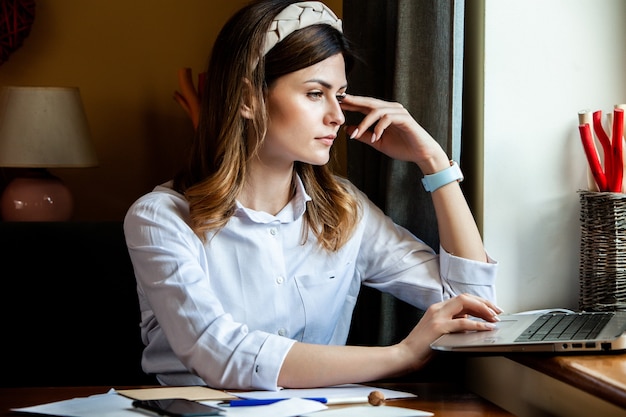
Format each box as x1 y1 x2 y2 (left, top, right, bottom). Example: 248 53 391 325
343 0 466 350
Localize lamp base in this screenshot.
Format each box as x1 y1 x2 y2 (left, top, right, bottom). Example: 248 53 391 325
1 169 74 221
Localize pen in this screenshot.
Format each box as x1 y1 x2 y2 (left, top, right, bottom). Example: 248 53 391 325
221 396 369 407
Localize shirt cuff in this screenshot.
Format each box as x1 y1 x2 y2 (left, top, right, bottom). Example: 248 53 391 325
251 334 296 390
439 245 498 285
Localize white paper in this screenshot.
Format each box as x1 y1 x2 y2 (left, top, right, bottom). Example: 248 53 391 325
13 391 326 417
11 385 419 417
12 391 138 417
230 383 417 402
302 405 433 417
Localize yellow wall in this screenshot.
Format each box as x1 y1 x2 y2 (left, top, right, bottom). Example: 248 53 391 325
0 0 343 221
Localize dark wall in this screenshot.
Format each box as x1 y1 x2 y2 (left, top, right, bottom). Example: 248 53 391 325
0 221 155 387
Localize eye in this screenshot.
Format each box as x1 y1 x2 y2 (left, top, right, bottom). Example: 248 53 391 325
336 92 347 103
307 91 324 100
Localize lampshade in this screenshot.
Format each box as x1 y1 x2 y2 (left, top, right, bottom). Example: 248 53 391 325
0 86 98 167
0 86 98 221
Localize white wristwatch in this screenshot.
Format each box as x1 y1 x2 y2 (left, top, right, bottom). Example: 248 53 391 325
421 161 464 192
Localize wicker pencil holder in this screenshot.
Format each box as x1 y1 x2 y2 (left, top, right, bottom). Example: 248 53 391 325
578 191 626 311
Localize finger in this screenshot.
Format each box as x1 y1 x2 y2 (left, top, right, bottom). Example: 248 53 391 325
349 128 375 144
338 94 376 109
340 95 405 138
370 113 400 143
448 316 497 333
348 110 383 140
341 94 401 110
343 125 374 144
343 125 358 138
475 296 504 317
442 294 501 323
348 108 398 141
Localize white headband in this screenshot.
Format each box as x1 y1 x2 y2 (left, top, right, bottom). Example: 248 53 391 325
262 1 343 57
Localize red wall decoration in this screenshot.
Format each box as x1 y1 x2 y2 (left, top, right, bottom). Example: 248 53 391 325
0 0 36 65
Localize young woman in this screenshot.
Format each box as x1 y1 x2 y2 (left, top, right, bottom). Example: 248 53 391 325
124 0 500 390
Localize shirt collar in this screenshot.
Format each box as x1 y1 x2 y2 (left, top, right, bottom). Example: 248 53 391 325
235 174 312 224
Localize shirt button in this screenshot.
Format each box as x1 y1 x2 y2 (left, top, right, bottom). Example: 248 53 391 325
277 328 287 336
276 276 284 284
269 227 278 236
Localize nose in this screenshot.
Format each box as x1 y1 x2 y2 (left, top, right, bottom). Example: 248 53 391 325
325 98 345 126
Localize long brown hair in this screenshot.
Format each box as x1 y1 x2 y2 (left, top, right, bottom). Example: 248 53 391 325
174 0 360 251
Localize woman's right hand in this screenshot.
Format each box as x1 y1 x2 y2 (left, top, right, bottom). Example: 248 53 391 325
397 294 503 371
340 94 449 173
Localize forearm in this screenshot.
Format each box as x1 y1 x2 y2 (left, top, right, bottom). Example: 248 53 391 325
277 341 424 388
430 181 487 262
415 154 487 263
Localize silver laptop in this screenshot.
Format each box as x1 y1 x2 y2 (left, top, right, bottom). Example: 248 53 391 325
430 310 626 353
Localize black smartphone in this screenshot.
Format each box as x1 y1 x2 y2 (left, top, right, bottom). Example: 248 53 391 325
131 398 224 416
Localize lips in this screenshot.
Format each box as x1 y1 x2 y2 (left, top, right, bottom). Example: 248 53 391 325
316 135 336 146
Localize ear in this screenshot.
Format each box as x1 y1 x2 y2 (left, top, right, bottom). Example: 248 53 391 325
240 102 254 120
240 78 256 120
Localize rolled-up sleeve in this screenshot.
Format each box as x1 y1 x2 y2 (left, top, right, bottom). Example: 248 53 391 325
354 189 498 310
439 246 497 302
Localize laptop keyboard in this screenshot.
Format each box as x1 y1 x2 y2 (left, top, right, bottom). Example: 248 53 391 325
514 312 615 342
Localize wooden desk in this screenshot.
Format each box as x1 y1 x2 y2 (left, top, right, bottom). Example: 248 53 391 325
510 353 626 409
0 383 515 416
466 353 626 417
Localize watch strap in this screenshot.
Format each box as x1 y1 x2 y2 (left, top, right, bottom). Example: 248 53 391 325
421 161 464 192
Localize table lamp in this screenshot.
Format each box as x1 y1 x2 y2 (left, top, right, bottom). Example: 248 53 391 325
0 86 98 221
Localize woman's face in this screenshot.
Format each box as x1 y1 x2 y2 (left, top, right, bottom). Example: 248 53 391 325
261 53 347 168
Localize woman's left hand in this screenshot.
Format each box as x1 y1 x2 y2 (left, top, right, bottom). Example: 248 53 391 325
340 94 445 167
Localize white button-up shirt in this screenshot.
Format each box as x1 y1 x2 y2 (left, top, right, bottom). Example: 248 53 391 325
123 176 497 390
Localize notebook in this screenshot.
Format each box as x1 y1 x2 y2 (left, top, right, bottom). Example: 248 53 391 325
430 310 626 353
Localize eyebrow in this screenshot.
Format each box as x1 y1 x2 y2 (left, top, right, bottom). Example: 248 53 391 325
304 79 348 90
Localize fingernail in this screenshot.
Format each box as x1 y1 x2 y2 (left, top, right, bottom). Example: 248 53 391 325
370 133 376 143
349 128 359 139
484 322 497 329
